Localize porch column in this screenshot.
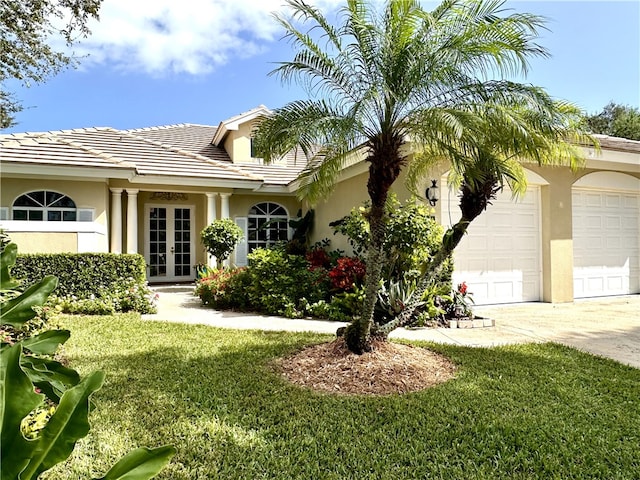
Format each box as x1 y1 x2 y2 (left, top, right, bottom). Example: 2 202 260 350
109 188 123 253
219 193 231 266
220 193 230 219
205 193 218 267
125 189 139 254
206 192 217 224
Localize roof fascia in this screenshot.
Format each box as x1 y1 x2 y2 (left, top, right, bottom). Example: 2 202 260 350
1 163 135 180
130 174 265 190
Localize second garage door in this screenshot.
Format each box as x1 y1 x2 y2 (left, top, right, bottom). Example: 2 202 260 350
443 186 542 305
572 189 640 298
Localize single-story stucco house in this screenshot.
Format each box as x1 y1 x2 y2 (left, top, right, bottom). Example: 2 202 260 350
1 105 639 305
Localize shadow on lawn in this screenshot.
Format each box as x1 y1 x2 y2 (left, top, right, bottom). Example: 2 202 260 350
67 327 640 479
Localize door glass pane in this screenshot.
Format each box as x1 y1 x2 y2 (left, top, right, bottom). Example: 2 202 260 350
149 208 167 278
174 208 191 277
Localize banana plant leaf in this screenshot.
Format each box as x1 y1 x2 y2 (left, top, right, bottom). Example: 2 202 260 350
0 344 45 480
20 329 71 355
0 275 58 327
0 243 21 291
95 445 177 480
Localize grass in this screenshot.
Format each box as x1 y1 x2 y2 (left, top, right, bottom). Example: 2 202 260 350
43 313 639 480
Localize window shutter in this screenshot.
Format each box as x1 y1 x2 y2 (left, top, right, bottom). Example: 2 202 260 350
234 216 248 267
77 209 94 222
0 207 8 220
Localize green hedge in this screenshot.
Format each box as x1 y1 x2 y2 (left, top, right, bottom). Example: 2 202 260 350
12 253 156 314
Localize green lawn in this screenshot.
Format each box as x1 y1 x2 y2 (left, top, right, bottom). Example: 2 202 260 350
44 314 639 480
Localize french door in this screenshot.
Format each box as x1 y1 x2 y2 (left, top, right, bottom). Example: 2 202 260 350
145 205 194 282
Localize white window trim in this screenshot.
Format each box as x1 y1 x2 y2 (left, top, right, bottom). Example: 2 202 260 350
247 202 290 253
0 220 107 235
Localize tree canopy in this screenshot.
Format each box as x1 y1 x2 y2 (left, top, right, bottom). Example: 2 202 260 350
1 0 102 129
254 0 593 353
586 102 640 141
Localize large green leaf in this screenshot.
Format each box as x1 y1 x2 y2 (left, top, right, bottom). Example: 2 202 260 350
95 445 177 480
0 344 44 480
0 243 20 291
21 354 81 403
0 275 58 327
20 330 71 355
20 370 105 479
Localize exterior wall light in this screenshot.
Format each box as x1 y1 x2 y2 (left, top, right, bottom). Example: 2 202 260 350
425 179 439 206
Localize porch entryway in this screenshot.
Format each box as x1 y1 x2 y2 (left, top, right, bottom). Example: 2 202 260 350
145 205 195 282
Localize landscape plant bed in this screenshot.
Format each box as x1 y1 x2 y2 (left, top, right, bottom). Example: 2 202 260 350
48 313 640 479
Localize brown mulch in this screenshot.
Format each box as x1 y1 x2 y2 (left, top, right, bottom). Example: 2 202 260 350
273 338 457 396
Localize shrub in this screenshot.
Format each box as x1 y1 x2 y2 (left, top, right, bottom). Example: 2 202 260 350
195 267 252 310
332 194 453 286
12 253 156 314
332 195 454 324
200 219 244 264
328 257 366 292
245 246 328 317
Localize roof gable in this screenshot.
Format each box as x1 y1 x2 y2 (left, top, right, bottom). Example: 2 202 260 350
212 105 271 146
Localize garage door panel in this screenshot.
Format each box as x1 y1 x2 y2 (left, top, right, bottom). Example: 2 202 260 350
573 189 640 298
447 186 541 305
605 194 622 207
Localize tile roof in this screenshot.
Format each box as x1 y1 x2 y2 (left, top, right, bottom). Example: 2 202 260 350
593 134 640 153
128 123 306 186
0 131 133 170
0 126 271 184
128 124 230 163
56 128 258 181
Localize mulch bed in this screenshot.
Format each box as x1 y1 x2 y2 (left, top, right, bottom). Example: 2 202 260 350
274 338 457 396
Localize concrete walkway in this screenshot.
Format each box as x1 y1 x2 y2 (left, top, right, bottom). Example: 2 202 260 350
143 287 640 369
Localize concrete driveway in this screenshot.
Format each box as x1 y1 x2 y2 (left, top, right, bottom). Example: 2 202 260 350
401 295 639 369
145 288 640 369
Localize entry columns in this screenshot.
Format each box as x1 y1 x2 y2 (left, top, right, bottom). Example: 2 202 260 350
125 189 139 254
109 188 123 253
219 193 231 266
220 193 230 219
205 192 218 267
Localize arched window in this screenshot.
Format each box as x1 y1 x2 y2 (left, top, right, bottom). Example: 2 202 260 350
247 202 289 252
12 191 77 221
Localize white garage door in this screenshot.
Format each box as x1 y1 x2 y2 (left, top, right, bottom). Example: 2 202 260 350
572 190 640 298
443 186 542 305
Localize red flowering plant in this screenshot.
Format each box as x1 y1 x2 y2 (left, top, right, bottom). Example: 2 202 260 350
306 247 332 270
448 281 475 318
328 257 366 292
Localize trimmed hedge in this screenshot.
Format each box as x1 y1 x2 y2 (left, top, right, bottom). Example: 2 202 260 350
12 253 156 314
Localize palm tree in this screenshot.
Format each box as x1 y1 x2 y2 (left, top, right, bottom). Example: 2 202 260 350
253 0 592 353
379 99 593 334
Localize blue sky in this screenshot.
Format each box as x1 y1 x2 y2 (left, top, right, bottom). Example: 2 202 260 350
4 0 639 134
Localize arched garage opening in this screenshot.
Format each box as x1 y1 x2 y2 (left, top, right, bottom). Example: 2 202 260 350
440 169 547 305
572 172 640 298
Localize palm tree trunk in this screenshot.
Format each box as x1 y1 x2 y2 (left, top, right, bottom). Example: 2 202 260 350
377 217 470 335
379 179 499 334
344 203 386 353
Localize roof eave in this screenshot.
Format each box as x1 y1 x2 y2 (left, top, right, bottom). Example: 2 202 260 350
130 174 265 190
0 162 135 180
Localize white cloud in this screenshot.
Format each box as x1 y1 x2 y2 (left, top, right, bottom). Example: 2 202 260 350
69 0 345 75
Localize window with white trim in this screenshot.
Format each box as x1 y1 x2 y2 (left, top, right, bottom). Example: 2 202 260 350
12 191 78 221
247 202 289 252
